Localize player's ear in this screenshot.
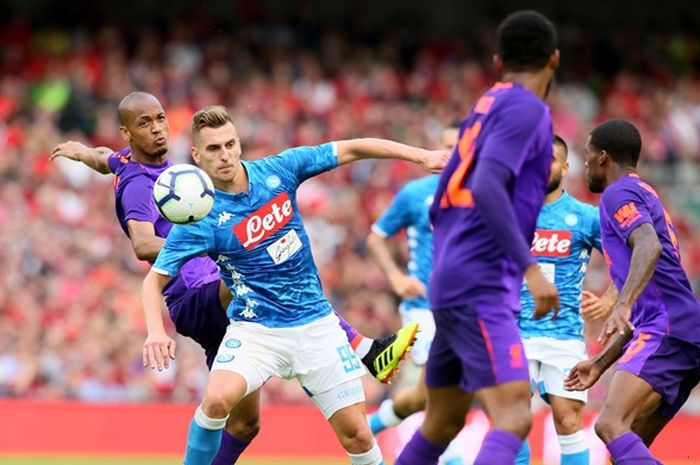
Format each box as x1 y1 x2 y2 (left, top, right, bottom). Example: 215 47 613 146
492 54 503 76
119 126 130 143
191 146 201 165
549 49 560 70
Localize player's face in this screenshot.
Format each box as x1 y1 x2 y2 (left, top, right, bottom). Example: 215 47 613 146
122 103 169 158
192 122 242 185
440 128 460 151
546 143 568 194
584 136 606 193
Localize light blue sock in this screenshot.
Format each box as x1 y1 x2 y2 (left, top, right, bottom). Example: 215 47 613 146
184 406 227 465
369 399 402 435
560 431 589 465
562 450 590 465
369 414 385 435
515 439 531 465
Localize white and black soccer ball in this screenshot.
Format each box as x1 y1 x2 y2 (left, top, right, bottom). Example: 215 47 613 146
153 164 215 224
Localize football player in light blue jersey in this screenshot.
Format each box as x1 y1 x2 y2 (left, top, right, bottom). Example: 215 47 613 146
366 124 465 465
515 135 615 465
141 106 447 465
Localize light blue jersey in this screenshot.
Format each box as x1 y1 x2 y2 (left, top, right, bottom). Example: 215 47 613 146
153 143 339 328
372 175 438 311
519 191 601 340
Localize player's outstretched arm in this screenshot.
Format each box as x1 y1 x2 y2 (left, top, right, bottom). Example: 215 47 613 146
50 141 113 174
141 270 176 372
563 326 633 391
335 138 449 173
367 231 426 299
599 224 660 345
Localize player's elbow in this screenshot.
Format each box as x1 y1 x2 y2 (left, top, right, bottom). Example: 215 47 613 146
132 242 158 262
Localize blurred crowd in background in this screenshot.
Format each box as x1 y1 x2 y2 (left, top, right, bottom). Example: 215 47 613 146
1 14 700 412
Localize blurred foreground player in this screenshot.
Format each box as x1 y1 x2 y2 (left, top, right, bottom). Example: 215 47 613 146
395 10 561 465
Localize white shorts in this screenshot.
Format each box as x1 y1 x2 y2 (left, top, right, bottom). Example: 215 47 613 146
211 312 366 418
399 307 435 366
523 336 588 403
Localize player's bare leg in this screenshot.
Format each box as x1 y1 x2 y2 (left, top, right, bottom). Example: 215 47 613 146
549 395 588 465
328 402 384 464
211 390 261 465
184 371 248 465
594 370 662 463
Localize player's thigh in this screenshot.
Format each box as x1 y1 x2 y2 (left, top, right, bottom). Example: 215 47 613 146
421 385 473 442
598 370 662 431
477 380 532 433
526 337 588 404
294 313 366 417
400 307 435 366
203 370 249 415
211 322 292 397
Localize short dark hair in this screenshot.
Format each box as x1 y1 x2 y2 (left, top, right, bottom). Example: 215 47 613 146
589 119 642 167
553 134 568 160
497 10 557 72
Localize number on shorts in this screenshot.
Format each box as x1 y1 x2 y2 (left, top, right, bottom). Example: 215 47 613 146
336 344 361 373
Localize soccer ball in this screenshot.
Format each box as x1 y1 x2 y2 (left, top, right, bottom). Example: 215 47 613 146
153 164 215 224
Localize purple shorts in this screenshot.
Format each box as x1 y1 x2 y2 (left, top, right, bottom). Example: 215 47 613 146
425 303 529 392
164 278 229 369
616 329 700 418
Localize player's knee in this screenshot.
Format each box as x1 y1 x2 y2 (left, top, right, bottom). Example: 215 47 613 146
336 422 375 454
594 413 623 444
493 407 532 438
202 392 235 419
225 415 261 442
554 410 583 435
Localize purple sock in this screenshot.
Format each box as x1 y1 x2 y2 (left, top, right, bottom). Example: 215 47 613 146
335 311 361 347
395 430 447 465
607 432 657 464
211 430 250 465
474 430 523 465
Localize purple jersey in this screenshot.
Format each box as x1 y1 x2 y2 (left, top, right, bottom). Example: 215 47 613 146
429 82 553 310
600 174 700 343
107 148 219 290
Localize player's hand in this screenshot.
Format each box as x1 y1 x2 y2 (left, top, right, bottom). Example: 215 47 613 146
421 149 450 173
598 303 634 346
563 358 602 391
580 290 613 321
388 272 427 299
524 264 560 320
143 332 177 371
50 141 90 162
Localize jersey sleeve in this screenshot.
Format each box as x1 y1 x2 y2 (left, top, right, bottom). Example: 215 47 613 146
479 101 549 176
107 147 131 174
272 142 339 186
601 185 653 243
372 185 414 238
121 178 160 225
152 223 213 277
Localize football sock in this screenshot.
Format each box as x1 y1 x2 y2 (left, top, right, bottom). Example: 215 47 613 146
184 406 227 465
515 439 531 465
369 399 402 434
607 432 656 464
395 430 446 465
211 430 250 465
348 440 385 465
560 430 589 465
473 430 522 465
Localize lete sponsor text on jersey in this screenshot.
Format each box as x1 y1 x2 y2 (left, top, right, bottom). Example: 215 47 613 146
530 229 572 257
234 192 294 250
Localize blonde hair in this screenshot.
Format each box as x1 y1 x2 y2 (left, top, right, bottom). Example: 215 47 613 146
192 105 233 142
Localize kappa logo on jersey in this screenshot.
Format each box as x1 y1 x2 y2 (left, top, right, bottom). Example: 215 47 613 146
531 229 572 257
233 192 294 250
218 211 234 226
